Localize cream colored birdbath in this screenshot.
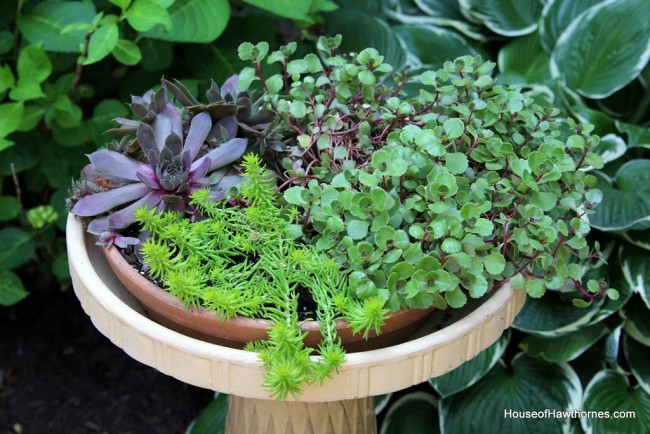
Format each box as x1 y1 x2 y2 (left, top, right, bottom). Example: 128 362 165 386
67 214 526 433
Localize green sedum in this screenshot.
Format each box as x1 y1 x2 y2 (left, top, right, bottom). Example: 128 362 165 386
134 153 386 399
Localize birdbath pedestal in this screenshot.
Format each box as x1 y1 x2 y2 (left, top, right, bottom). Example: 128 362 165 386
67 214 526 433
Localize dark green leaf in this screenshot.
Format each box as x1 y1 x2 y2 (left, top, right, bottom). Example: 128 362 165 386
520 322 608 363
380 392 439 434
539 0 604 52
187 394 227 434
0 228 36 270
582 370 650 433
440 354 581 434
145 0 230 43
460 0 542 37
430 331 509 397
242 0 312 22
17 2 96 53
83 23 119 65
0 196 19 221
0 270 29 306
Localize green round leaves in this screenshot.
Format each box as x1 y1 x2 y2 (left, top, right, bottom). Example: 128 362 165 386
439 354 582 434
551 0 650 98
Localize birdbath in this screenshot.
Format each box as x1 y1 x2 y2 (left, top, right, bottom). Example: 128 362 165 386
67 214 526 433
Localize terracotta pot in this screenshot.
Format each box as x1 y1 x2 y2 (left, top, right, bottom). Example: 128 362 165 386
103 246 434 352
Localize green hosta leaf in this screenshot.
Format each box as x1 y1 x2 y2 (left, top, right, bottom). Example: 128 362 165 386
430 331 509 398
187 393 227 434
616 121 650 149
590 160 650 232
623 296 650 346
539 0 605 52
0 102 24 150
325 11 406 70
622 231 650 251
0 270 29 306
440 354 581 434
0 196 19 221
126 0 171 32
374 393 393 415
459 0 543 37
380 392 439 434
0 228 36 270
17 2 96 53
625 336 650 396
513 291 604 337
242 0 312 22
520 322 608 363
112 39 142 66
497 32 551 85
83 23 118 65
620 243 650 309
582 371 650 434
551 0 650 98
395 25 478 69
145 0 230 43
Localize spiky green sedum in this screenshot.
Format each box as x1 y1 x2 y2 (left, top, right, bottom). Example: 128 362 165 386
135 154 386 399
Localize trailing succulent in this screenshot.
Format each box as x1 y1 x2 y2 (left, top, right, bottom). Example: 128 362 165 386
134 154 386 399
67 76 274 246
238 36 618 310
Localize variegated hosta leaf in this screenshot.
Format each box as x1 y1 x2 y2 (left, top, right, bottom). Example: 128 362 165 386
513 291 604 337
458 0 543 37
380 392 439 434
539 0 606 52
621 230 650 251
625 336 650 397
429 331 509 397
551 0 650 98
582 371 650 434
590 160 650 232
374 393 393 415
497 32 551 85
440 354 582 434
616 121 650 149
520 322 608 363
620 243 650 309
395 25 478 69
623 295 650 347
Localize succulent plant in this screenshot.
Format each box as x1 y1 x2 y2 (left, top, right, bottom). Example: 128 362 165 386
238 37 618 309
68 78 256 243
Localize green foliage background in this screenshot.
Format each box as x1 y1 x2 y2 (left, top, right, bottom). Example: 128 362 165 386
2 0 649 432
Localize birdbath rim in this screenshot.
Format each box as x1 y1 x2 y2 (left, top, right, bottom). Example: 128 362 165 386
66 213 526 401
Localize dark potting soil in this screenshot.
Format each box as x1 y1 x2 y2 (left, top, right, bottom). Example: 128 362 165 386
0 290 214 434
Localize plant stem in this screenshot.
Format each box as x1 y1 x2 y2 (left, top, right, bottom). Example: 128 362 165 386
69 32 92 98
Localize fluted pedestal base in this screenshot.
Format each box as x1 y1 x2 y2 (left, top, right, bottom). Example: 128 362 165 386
226 396 376 434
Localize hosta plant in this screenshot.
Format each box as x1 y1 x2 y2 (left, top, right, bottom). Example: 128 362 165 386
67 77 273 246
133 154 384 399
239 36 619 310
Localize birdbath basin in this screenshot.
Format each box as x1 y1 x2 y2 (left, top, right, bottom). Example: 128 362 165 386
67 214 526 433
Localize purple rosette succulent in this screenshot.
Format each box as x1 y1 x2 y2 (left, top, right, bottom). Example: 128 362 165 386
68 76 273 246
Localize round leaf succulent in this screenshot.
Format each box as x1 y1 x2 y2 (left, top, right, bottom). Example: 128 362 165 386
239 36 616 309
